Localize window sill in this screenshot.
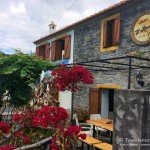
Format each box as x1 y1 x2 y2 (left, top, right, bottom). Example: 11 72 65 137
100 45 119 53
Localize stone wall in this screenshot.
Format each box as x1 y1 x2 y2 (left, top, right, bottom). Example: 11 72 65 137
113 89 150 150
74 0 150 62
73 0 150 110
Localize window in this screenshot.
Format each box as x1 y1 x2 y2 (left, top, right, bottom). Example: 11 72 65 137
101 13 120 52
36 44 50 60
55 39 65 60
51 35 71 61
39 45 46 58
106 19 115 47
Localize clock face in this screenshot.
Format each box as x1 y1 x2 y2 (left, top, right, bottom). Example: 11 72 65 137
131 13 150 45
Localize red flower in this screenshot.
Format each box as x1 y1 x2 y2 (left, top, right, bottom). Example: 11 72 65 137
78 133 87 140
23 136 30 144
3 104 86 149
0 145 16 150
52 65 94 92
0 121 10 134
31 116 41 127
32 106 69 128
16 130 23 137
12 113 21 122
64 125 82 137
51 145 60 150
50 136 60 150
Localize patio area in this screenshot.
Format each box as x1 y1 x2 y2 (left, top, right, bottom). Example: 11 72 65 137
0 55 150 150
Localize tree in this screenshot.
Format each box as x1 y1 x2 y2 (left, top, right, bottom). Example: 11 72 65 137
0 51 56 107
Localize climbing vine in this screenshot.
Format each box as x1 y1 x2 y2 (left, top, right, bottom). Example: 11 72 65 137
0 50 56 107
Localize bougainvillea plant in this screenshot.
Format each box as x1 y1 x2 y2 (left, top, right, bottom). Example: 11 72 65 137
52 65 94 92
0 106 86 149
0 64 93 150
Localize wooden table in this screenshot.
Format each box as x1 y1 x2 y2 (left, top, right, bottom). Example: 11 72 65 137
86 119 113 143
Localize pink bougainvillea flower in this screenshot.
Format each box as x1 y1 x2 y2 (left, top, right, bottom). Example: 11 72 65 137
0 121 10 134
32 106 69 128
64 125 81 137
78 133 87 140
23 135 31 144
52 65 94 92
12 113 21 122
0 106 85 149
50 136 60 150
0 145 16 150
15 130 23 137
0 65 92 149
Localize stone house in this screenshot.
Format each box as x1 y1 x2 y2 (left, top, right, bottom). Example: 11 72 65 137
34 0 150 119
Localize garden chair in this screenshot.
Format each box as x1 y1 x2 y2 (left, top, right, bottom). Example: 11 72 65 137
90 114 107 138
108 112 113 120
73 114 92 136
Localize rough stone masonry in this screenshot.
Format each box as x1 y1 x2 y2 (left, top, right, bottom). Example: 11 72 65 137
73 0 150 111
114 89 150 150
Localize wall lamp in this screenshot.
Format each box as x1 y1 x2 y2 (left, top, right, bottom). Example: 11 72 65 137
136 71 144 87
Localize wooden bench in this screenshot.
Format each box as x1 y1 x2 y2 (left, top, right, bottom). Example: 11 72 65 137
93 143 112 150
78 135 102 150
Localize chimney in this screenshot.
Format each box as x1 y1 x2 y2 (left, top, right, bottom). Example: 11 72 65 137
49 21 57 34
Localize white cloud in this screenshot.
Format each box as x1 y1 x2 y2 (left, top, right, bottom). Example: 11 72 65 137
10 2 26 14
0 0 122 54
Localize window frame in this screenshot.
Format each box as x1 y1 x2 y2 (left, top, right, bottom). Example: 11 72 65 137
51 34 71 61
100 13 120 52
39 45 46 59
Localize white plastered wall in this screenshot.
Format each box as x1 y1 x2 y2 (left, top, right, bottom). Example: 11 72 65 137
49 30 74 111
101 90 109 118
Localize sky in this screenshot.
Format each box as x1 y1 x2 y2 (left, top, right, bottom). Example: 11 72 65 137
0 0 122 54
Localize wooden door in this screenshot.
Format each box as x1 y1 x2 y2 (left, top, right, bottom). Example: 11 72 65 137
89 87 101 115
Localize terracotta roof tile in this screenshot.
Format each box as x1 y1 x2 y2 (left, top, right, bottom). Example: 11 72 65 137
34 0 130 44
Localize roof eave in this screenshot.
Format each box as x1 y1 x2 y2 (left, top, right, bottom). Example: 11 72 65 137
33 0 141 45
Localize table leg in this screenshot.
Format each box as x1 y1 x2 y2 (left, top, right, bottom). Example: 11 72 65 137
110 131 113 144
87 144 89 150
93 125 96 137
82 142 84 149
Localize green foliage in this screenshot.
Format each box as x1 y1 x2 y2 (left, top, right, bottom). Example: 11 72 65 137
0 51 56 107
